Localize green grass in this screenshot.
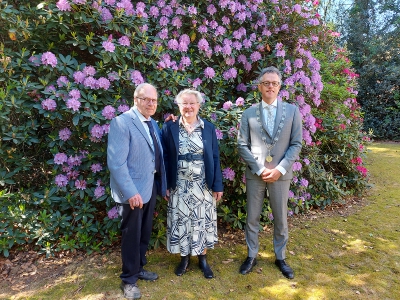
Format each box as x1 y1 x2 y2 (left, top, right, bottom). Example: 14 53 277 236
1 142 399 300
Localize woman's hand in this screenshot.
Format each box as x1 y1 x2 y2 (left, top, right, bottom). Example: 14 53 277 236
213 191 223 202
164 189 170 201
164 114 178 122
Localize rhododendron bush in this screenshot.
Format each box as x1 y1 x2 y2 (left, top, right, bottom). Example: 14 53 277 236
0 0 370 256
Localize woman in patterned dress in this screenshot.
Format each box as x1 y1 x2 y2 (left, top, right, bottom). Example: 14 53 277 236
161 89 223 279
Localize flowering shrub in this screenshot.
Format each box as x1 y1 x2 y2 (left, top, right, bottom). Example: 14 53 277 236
0 0 370 256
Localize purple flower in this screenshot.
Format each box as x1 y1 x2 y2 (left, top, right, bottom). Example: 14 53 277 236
107 206 119 219
56 0 71 11
172 17 182 28
100 7 113 21
198 38 209 51
188 5 197 15
303 158 310 165
292 162 302 172
59 128 72 141
222 16 230 25
102 105 116 120
54 153 68 165
83 76 98 89
192 78 202 88
300 178 309 187
42 99 57 111
118 36 130 46
98 77 111 90
69 89 81 100
83 66 96 76
250 51 262 62
102 41 115 52
215 129 223 140
66 98 81 112
73 71 86 84
235 97 244 106
29 55 40 66
57 76 69 87
130 70 144 85
204 67 215 79
168 39 179 50
294 58 303 69
215 26 226 36
222 167 235 181
223 68 237 80
75 179 87 190
236 83 247 92
118 104 130 113
268 213 274 221
108 71 119 82
55 174 69 187
67 155 82 167
276 49 286 57
198 25 208 34
102 124 110 134
91 124 104 139
210 113 217 122
149 6 159 17
223 101 233 110
207 4 217 15
159 16 169 26
293 4 301 13
180 56 191 68
222 44 232 56
91 163 102 173
41 52 58 67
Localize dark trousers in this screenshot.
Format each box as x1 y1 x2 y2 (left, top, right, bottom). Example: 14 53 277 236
118 179 157 284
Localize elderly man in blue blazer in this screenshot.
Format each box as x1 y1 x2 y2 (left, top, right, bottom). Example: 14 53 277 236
107 83 166 299
237 66 302 280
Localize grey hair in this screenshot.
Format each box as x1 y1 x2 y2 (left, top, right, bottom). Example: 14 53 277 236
175 89 205 105
257 66 282 83
133 83 158 98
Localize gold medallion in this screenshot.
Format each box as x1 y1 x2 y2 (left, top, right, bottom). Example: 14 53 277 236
266 155 273 162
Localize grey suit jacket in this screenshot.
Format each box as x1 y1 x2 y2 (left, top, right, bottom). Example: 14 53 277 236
237 101 302 180
107 108 167 204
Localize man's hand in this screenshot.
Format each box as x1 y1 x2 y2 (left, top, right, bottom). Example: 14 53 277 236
261 168 282 183
128 194 143 210
164 114 178 122
213 191 223 202
164 189 170 201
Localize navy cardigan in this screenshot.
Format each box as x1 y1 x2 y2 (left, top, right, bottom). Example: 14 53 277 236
161 117 223 192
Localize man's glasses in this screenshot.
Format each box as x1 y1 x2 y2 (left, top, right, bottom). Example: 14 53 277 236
259 81 280 87
136 97 158 104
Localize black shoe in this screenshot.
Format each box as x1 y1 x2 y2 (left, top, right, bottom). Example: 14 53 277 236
175 255 190 276
138 270 158 281
239 257 257 275
198 254 214 279
275 259 294 279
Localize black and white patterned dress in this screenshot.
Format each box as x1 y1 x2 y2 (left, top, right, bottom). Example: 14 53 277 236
167 120 218 256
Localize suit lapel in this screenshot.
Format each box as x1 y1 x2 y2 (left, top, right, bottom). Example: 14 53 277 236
171 118 180 152
131 109 153 149
259 102 272 138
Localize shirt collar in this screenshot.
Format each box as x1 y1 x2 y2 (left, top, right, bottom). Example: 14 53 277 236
262 98 277 109
179 116 205 129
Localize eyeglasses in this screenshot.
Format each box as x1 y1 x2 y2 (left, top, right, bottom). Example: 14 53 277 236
178 102 199 107
136 97 158 104
259 81 280 87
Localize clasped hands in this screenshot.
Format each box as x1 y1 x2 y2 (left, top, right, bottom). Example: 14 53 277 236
261 168 282 183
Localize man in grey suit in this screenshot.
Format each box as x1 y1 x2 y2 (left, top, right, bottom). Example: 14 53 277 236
107 83 167 299
237 66 302 279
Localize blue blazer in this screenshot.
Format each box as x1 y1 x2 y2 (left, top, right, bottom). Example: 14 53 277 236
107 108 167 204
161 117 223 192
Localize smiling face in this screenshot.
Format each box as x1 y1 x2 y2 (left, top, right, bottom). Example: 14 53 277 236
177 93 200 123
258 72 281 105
134 84 158 119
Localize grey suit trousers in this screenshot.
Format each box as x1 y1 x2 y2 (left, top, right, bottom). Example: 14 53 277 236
245 174 290 260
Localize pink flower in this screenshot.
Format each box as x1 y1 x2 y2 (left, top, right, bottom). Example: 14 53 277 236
222 167 235 181
223 101 233 110
75 179 87 190
102 105 116 120
102 41 115 52
41 52 58 67
59 128 72 141
56 0 71 11
42 99 57 111
356 165 368 177
215 129 223 140
55 174 68 187
66 98 81 112
235 97 244 106
91 163 102 173
204 67 215 79
192 78 202 88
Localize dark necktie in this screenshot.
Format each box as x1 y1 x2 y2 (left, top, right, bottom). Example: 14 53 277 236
145 121 161 175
